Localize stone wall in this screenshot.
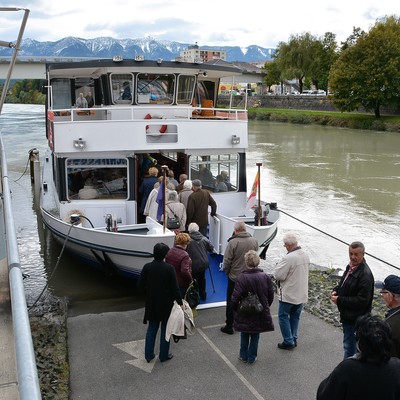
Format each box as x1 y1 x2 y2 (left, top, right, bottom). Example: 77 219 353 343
218 95 400 115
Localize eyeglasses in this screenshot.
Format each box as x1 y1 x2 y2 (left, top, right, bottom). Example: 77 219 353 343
380 290 390 295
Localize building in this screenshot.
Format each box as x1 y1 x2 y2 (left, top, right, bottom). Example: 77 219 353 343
180 43 226 63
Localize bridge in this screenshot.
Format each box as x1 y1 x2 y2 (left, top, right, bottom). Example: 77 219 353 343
0 56 98 79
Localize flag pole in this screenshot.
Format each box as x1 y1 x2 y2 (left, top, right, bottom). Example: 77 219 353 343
161 165 167 233
256 162 262 226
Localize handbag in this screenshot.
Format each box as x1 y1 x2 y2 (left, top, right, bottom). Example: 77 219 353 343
238 292 264 317
185 281 200 309
166 205 181 229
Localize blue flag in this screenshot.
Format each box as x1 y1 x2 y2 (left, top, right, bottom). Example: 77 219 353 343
156 176 165 222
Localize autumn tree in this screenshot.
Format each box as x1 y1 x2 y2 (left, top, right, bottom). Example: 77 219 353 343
329 16 400 117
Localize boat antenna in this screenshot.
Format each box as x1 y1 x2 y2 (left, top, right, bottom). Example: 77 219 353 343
161 165 167 233
256 162 262 226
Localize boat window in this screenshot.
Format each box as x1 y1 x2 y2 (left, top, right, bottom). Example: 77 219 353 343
190 154 238 192
66 158 128 200
51 79 71 109
111 73 133 104
176 75 196 104
137 74 174 104
74 77 95 107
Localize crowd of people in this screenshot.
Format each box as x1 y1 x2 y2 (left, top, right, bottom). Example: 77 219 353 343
137 163 400 397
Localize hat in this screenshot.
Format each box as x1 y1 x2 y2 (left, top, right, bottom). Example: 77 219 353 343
192 179 202 187
375 275 400 294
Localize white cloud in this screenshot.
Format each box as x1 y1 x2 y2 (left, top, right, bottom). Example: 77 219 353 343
1 0 398 48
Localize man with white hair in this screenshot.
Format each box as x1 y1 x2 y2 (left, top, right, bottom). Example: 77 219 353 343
274 232 310 350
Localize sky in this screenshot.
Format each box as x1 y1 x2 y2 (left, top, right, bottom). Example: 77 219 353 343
1 1 399 49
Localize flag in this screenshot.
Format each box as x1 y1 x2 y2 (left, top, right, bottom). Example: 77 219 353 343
246 171 259 210
156 176 165 222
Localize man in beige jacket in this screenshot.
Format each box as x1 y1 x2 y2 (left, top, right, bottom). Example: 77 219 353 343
274 232 310 350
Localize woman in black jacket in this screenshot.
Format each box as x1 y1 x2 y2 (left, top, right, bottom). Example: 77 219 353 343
231 250 274 364
137 243 183 363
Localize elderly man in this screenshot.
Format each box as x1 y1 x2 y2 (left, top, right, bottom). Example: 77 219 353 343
331 241 374 359
274 232 310 350
186 179 217 237
376 274 400 357
220 221 258 334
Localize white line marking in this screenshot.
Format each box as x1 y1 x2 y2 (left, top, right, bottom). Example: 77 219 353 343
197 328 265 400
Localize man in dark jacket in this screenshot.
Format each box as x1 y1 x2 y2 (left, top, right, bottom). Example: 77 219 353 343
186 179 217 237
220 221 258 334
331 241 374 359
137 243 183 363
376 274 400 357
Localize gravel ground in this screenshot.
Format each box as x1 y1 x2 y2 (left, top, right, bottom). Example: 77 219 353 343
28 269 387 399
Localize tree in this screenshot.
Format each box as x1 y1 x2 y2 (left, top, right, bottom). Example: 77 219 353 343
274 32 319 93
329 16 400 117
263 60 282 92
310 32 339 93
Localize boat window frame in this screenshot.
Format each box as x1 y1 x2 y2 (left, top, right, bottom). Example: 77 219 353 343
136 73 175 104
110 73 134 104
66 158 129 200
176 74 196 105
189 153 239 192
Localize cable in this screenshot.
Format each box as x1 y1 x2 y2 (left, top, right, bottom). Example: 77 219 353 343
278 207 400 272
28 222 75 310
14 147 36 182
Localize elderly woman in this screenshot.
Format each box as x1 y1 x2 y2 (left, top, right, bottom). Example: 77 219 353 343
139 166 159 216
178 179 192 210
186 222 215 301
164 190 186 232
165 233 193 297
231 250 274 364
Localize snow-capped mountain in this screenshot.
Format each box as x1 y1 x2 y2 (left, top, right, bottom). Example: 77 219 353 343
0 36 275 62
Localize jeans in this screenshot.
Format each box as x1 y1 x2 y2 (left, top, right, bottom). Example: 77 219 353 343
145 319 170 361
278 301 303 345
342 321 357 359
240 332 260 363
225 277 235 328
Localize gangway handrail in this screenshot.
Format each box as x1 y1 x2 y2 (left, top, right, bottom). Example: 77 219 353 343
0 7 42 400
0 136 42 399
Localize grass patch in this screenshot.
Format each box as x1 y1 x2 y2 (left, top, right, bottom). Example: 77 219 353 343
248 108 400 132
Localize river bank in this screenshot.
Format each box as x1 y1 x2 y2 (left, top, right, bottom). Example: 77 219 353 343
29 269 388 399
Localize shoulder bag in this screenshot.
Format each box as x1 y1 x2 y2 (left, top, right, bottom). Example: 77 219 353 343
166 204 181 229
238 289 264 317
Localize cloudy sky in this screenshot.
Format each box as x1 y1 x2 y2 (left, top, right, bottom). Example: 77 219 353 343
1 1 398 48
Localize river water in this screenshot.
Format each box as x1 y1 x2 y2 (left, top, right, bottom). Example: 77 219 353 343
1 104 399 313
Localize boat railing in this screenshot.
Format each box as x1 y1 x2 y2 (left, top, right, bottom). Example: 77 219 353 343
50 105 248 123
0 135 42 399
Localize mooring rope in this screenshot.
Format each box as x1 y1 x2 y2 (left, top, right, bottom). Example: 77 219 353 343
278 208 400 272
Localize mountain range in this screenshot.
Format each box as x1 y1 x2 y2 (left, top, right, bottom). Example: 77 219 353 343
0 36 275 63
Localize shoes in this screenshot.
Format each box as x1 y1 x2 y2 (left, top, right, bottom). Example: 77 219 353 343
220 326 234 335
248 358 257 364
238 356 247 363
278 342 295 350
160 354 174 362
146 355 155 363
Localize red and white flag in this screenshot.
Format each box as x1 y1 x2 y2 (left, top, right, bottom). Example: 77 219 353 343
246 171 259 210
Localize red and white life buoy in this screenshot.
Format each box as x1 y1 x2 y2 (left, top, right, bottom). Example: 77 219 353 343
144 113 167 134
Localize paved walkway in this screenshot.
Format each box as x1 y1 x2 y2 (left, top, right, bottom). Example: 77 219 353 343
68 300 344 400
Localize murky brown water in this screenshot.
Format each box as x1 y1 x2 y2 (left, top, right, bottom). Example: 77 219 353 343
2 105 399 314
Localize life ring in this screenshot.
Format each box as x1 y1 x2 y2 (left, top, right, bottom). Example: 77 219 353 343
144 113 167 134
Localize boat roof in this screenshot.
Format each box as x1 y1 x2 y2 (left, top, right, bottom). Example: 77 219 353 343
46 58 244 79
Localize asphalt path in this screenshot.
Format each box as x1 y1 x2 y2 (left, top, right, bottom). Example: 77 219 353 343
68 299 343 400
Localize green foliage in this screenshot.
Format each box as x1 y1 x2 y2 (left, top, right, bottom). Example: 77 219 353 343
329 16 400 117
0 79 45 104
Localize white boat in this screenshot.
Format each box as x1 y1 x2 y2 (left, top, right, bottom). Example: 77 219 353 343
36 56 280 298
